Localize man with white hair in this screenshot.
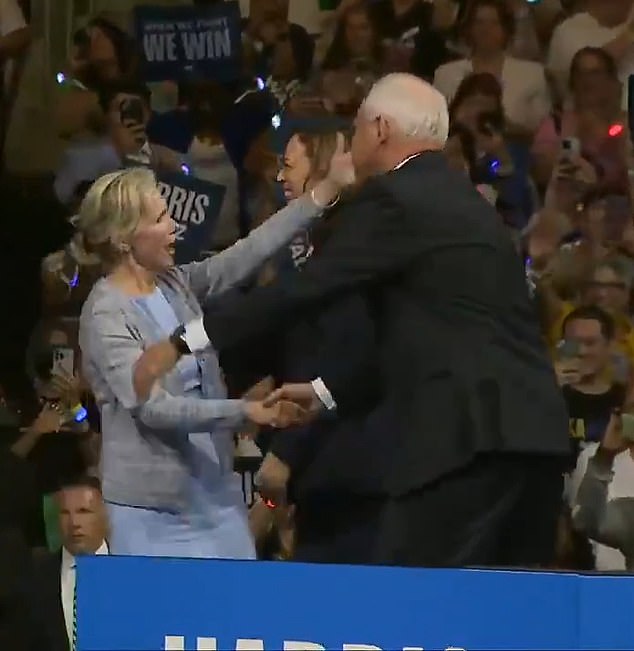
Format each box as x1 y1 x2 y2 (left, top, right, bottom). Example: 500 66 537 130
148 73 571 567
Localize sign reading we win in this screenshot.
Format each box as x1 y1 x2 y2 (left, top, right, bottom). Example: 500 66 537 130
134 2 242 83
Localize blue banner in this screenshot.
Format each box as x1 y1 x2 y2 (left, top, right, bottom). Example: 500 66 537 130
76 556 634 651
135 2 242 83
157 171 226 264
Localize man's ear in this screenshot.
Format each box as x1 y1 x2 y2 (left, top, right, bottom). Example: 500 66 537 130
376 115 391 145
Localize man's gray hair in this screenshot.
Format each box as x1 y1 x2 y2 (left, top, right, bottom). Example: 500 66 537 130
363 73 449 147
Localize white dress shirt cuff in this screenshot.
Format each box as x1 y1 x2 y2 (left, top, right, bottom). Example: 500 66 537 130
311 377 337 411
183 318 211 353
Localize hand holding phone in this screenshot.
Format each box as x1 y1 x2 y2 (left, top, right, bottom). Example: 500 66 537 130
560 137 580 160
554 339 582 386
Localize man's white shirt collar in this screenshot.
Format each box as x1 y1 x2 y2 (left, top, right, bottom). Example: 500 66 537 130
61 540 108 646
62 540 109 570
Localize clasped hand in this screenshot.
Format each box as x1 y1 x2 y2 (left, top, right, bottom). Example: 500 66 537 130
244 383 324 430
264 383 322 427
244 399 306 429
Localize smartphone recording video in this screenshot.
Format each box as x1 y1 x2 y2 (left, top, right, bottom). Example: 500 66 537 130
556 339 580 362
51 346 74 378
560 137 580 160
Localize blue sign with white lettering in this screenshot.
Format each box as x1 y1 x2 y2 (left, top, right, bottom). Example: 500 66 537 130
157 171 226 264
135 2 242 82
76 556 634 651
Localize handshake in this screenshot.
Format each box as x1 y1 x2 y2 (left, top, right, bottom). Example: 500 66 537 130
243 382 323 430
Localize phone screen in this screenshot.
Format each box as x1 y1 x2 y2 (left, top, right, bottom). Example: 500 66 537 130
560 137 580 159
556 339 580 361
51 347 74 377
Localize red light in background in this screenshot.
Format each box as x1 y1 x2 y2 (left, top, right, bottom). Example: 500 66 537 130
608 123 624 137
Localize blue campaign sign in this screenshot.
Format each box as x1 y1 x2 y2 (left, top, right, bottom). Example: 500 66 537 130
135 2 242 83
75 556 599 651
578 573 634 649
157 171 226 264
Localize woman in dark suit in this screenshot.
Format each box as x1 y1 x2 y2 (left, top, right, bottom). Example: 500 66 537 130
256 128 390 564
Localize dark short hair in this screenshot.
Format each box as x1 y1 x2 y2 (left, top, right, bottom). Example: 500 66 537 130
561 305 615 341
97 79 151 114
59 475 102 494
462 0 516 42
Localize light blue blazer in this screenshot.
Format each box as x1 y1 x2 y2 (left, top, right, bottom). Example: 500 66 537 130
79 195 323 512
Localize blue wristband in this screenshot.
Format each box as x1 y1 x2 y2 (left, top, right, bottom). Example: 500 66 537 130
71 404 88 423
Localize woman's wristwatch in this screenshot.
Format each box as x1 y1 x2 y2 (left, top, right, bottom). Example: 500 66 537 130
169 324 192 357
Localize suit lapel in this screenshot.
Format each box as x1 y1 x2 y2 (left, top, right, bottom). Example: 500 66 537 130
49 552 70 651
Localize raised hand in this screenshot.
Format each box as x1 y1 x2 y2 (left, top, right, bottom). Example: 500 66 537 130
553 360 582 387
326 131 355 189
21 403 66 435
50 371 82 409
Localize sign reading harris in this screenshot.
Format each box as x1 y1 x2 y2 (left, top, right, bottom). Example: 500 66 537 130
75 556 616 651
135 2 242 82
156 171 226 264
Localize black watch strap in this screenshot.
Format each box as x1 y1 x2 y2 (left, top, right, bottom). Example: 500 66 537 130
169 324 191 356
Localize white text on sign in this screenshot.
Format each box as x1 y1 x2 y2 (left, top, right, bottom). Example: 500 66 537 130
158 182 211 240
143 18 231 62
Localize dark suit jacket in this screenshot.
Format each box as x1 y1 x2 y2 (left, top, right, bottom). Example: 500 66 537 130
24 551 68 651
203 151 570 496
0 528 30 651
270 291 388 502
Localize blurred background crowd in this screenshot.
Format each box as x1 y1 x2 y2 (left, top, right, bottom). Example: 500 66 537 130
4 0 634 645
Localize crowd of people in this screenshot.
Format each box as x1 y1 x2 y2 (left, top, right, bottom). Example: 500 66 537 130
4 0 634 647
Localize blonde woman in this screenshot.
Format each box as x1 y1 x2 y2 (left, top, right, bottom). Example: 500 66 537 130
77 160 350 559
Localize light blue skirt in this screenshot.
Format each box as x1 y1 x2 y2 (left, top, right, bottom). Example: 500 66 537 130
106 471 256 560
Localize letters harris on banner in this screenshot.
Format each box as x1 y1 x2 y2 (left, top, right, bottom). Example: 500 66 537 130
164 637 467 651
158 180 210 240
156 172 226 264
